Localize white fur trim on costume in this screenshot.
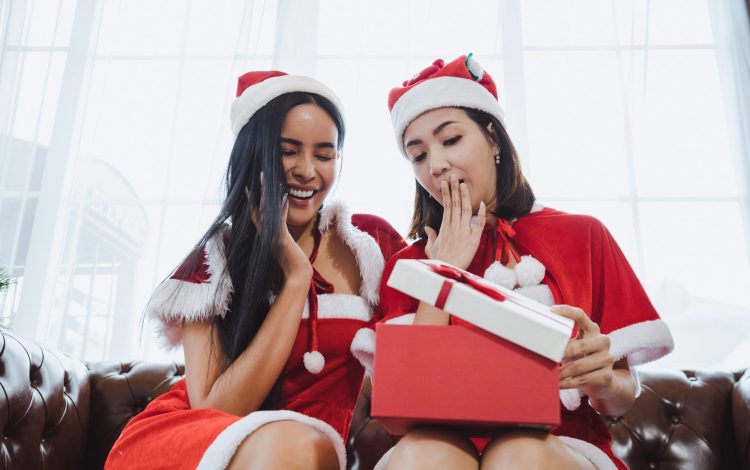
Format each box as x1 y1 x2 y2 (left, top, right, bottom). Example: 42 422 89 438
384 313 416 325
230 75 343 137
607 319 675 400
298 294 374 321
350 327 376 376
146 232 233 349
391 76 505 156
514 255 546 287
559 319 674 410
557 436 618 470
514 284 555 306
373 447 395 470
319 200 385 304
196 409 346 470
607 319 674 366
483 261 516 289
560 389 584 411
303 351 326 374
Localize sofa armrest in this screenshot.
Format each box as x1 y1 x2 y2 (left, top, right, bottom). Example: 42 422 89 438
0 329 90 470
605 369 740 470
84 361 184 470
734 368 750 470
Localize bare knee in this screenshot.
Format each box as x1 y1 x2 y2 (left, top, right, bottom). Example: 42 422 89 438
228 420 339 470
387 427 478 470
481 431 593 470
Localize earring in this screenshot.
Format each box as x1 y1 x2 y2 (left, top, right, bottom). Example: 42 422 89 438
494 153 501 165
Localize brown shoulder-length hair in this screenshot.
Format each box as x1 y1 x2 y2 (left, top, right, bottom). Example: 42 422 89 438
407 107 536 240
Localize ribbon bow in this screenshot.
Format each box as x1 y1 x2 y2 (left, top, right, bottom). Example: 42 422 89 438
495 218 520 265
420 261 506 309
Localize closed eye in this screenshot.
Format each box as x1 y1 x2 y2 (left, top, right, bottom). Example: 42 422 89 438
316 155 334 161
444 135 462 146
412 152 427 163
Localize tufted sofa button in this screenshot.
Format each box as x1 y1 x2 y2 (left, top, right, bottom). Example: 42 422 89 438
688 376 698 382
671 415 680 424
649 463 657 469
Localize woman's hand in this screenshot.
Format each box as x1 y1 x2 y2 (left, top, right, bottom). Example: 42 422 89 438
424 174 486 270
553 305 617 401
277 196 313 282
251 173 312 284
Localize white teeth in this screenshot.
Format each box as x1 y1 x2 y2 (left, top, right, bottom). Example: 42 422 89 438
289 188 314 198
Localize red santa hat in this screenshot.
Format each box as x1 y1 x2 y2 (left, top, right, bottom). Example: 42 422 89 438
230 70 343 138
387 53 505 156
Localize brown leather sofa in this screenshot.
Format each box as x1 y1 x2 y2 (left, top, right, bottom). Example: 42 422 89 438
2 328 748 469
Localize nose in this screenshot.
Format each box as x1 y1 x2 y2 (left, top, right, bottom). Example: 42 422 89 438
429 150 450 177
292 153 315 181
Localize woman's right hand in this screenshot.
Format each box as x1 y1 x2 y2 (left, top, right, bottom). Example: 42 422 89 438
424 174 486 270
277 195 313 282
251 173 313 284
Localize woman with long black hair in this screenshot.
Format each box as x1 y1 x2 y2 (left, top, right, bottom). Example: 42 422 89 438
106 71 405 470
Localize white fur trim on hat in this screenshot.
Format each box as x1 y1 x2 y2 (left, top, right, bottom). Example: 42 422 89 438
230 75 343 137
514 255 546 287
391 76 505 156
483 261 517 289
197 409 346 470
146 230 233 349
319 200 384 304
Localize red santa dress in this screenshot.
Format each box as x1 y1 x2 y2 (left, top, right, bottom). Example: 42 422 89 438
373 204 674 470
105 200 406 470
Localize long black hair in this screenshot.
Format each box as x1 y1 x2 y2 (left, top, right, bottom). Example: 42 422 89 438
408 108 535 240
191 92 344 406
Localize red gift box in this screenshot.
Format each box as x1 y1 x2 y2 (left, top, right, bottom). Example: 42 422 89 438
371 324 560 436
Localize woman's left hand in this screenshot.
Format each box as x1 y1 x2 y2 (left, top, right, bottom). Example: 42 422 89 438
552 305 616 401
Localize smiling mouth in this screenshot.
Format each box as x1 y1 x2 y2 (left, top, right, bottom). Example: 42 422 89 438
288 187 317 200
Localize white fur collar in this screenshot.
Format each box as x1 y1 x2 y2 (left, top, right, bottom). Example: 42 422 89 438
318 199 384 304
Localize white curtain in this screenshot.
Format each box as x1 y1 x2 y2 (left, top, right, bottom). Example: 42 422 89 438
1 0 749 369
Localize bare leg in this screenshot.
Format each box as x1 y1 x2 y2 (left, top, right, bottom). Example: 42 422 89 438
480 430 596 470
227 420 339 470
386 427 479 470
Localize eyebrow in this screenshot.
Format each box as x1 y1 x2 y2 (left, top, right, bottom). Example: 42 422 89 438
280 137 336 149
404 120 459 148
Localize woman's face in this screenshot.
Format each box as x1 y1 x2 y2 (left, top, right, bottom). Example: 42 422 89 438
280 103 339 228
403 107 497 212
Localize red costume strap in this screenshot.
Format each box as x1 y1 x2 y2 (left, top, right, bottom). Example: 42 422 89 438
306 227 332 355
495 218 520 265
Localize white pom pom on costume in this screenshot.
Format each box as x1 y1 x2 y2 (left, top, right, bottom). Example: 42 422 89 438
484 261 516 289
514 255 546 287
303 351 326 374
514 284 555 306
